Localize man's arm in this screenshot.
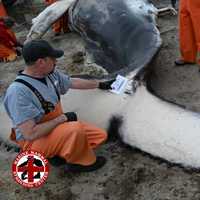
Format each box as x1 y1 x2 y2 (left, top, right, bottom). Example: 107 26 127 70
17 114 67 141
70 78 99 89
70 78 115 90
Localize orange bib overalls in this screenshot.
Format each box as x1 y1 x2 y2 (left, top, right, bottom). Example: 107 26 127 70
179 0 200 64
10 102 107 166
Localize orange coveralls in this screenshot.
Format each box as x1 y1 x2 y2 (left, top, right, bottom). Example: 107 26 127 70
0 2 7 17
179 0 200 64
0 21 17 62
11 102 107 166
45 0 69 34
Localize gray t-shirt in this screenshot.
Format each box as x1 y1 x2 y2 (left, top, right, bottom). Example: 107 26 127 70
3 69 72 140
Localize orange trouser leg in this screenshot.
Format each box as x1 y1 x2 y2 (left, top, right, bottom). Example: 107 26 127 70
179 0 197 63
0 44 17 62
0 3 7 17
52 19 62 33
45 0 62 33
21 121 107 166
188 0 200 64
53 13 69 33
81 121 107 149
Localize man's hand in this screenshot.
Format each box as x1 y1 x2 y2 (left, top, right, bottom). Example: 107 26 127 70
98 79 115 90
65 112 78 122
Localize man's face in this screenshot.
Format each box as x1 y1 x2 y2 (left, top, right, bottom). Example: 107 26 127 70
42 57 57 75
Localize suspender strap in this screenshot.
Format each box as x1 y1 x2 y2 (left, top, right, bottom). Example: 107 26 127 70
14 79 55 114
48 75 60 101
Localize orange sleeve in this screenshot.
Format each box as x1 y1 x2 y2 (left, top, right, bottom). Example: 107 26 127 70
0 24 17 48
45 0 57 5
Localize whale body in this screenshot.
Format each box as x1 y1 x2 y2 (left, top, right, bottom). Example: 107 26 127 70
1 0 200 169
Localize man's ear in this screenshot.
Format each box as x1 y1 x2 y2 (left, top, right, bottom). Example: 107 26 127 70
36 58 45 66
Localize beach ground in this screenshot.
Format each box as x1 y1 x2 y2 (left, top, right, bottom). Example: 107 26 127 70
1 0 200 199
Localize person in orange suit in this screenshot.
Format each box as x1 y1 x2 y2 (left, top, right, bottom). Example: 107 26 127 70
175 0 200 66
0 16 23 62
4 40 116 172
0 0 7 17
45 0 69 36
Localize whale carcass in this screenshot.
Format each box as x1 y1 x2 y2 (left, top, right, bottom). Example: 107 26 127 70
1 0 200 169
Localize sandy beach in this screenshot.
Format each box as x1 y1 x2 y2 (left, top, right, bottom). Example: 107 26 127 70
1 0 200 199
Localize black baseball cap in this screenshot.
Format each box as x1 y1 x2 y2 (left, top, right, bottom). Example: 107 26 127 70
22 39 64 64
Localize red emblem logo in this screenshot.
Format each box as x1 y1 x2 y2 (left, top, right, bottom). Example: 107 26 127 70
12 150 49 188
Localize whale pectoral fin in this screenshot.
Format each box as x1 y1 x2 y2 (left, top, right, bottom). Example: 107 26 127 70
26 0 75 41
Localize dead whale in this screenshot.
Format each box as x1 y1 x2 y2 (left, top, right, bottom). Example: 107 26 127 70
67 0 161 76
2 0 200 169
27 0 161 77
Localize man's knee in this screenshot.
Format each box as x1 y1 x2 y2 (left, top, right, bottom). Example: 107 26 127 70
70 121 83 132
66 121 86 138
